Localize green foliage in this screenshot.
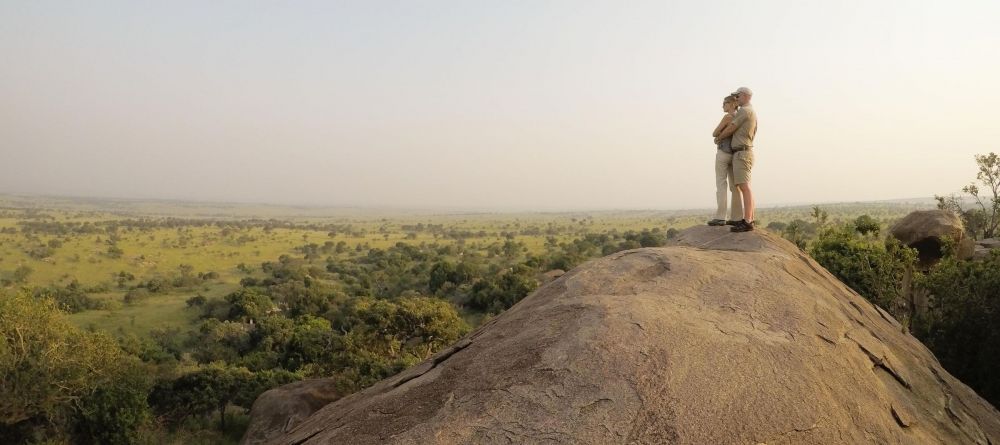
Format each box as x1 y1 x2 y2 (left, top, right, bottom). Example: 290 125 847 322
809 225 916 317
0 291 148 442
11 265 32 283
781 219 815 249
347 296 470 356
224 288 274 322
765 221 787 232
188 319 252 364
428 261 475 294
468 265 538 313
186 294 208 307
149 364 298 430
853 214 881 236
913 252 1000 407
72 363 152 445
106 244 124 258
34 280 107 312
27 245 55 259
936 152 1000 239
123 288 152 304
811 205 829 227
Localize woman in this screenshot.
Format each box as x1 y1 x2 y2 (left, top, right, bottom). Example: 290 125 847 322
707 94 743 226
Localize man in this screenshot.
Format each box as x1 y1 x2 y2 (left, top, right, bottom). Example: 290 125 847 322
714 86 757 232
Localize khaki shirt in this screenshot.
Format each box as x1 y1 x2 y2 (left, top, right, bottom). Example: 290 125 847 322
730 104 757 149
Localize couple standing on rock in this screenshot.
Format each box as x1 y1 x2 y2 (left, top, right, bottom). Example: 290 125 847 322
708 86 757 232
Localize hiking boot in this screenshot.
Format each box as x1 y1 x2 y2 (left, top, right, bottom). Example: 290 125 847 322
707 219 726 226
725 220 739 225
730 219 755 232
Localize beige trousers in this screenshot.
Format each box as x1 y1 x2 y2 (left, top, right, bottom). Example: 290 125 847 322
715 150 743 221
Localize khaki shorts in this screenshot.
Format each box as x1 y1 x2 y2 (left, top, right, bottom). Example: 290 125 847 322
733 149 754 185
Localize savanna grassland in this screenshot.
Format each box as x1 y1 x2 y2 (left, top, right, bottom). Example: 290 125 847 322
0 194 938 444
0 196 930 337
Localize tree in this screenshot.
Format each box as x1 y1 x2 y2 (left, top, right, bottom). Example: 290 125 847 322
765 221 787 232
936 152 1000 239
966 153 1000 238
811 205 829 227
0 291 148 442
468 265 538 313
149 364 293 431
853 214 881 236
224 288 274 322
782 220 811 249
72 364 152 445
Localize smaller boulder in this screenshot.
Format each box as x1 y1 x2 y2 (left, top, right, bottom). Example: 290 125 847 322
973 245 993 261
240 378 342 445
889 210 965 266
978 238 1000 249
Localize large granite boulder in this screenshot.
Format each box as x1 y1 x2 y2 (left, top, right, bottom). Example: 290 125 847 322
241 378 342 445
265 226 1000 445
889 210 968 265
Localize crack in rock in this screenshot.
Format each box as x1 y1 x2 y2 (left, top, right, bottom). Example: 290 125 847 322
891 403 914 428
392 338 473 389
846 332 912 389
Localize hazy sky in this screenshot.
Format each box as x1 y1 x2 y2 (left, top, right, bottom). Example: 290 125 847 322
2 1 999 210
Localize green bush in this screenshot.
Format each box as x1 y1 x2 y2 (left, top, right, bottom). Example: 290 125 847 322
0 291 148 443
914 252 1000 407
72 364 152 445
149 364 298 431
853 214 881 236
123 288 152 304
809 225 916 318
224 288 274 322
468 265 538 313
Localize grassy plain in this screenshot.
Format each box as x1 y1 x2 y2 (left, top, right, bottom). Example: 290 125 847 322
0 194 934 337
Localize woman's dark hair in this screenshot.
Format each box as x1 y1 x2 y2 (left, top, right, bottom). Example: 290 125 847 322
723 94 738 104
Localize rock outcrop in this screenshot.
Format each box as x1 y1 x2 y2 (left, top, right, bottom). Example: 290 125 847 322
979 238 1000 250
889 210 968 265
264 226 1000 445
242 378 342 445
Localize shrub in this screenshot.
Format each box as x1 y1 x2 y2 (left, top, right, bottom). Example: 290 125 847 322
186 294 208 307
913 252 1000 407
853 214 881 236
0 291 148 442
123 288 151 304
809 225 916 318
468 265 538 313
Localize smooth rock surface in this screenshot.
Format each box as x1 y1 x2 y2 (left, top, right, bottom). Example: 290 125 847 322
269 226 1000 445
